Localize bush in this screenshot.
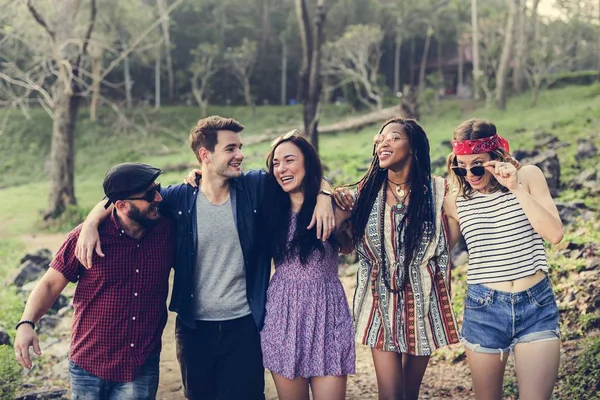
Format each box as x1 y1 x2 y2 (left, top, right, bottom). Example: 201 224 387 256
548 70 599 89
0 344 22 399
561 336 600 399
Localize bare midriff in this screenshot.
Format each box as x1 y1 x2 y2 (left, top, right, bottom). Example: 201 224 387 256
481 270 546 293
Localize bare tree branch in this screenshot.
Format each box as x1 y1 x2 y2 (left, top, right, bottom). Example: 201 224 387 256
26 0 56 42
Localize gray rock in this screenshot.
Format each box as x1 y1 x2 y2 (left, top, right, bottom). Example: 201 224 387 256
0 328 10 346
11 259 50 287
575 139 598 162
452 251 469 267
37 316 62 333
51 358 70 381
50 294 69 313
15 389 68 400
555 201 595 225
20 249 53 266
521 150 560 195
570 169 597 190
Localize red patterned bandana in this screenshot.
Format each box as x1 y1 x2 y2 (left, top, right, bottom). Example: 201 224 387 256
451 134 510 155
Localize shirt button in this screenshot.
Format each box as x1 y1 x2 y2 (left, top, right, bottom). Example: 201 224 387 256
130 343 134 347
136 269 139 273
134 293 138 297
132 316 136 321
191 294 194 298
178 211 182 215
136 244 140 248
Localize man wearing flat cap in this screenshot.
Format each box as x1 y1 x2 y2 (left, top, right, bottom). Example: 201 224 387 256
13 163 175 399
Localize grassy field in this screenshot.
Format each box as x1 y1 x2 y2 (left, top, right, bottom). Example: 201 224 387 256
1 84 599 238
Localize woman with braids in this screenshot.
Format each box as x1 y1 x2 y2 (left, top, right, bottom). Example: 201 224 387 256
444 119 563 400
334 118 460 400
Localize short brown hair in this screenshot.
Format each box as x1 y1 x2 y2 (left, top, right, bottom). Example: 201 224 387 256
188 116 245 160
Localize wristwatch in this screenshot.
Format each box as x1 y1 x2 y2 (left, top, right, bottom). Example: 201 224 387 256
319 189 332 197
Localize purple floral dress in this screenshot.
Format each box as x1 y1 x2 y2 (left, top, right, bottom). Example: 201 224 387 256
260 212 355 379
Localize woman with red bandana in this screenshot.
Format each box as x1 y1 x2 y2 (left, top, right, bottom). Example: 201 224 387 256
445 119 563 400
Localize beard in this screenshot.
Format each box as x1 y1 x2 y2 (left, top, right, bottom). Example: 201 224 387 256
127 202 161 229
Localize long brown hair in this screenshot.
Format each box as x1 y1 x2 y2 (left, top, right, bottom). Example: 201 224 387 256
447 119 517 198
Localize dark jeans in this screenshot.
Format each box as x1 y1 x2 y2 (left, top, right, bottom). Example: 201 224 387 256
69 353 160 400
176 314 265 400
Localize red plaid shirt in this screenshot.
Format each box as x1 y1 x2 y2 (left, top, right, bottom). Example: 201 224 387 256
51 212 175 382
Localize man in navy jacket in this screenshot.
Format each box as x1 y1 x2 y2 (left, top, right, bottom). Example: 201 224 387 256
75 116 334 400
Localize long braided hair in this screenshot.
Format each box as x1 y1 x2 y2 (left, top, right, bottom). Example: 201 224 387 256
350 118 435 290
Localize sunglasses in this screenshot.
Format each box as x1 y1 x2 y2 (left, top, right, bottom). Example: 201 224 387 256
452 166 486 177
373 132 409 146
270 129 301 147
122 183 161 203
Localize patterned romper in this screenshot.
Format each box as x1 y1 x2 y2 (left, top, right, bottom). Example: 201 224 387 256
353 176 459 354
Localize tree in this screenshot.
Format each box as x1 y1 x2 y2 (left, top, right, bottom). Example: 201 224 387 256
189 43 220 117
471 0 481 100
512 0 526 92
322 24 385 110
495 0 517 110
295 0 327 152
225 38 258 111
156 0 175 101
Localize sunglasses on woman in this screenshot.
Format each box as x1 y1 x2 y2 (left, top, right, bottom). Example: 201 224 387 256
123 183 161 203
451 166 486 177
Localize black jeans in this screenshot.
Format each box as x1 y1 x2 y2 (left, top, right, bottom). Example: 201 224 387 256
175 314 265 400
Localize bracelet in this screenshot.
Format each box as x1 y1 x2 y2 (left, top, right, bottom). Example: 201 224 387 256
15 320 35 330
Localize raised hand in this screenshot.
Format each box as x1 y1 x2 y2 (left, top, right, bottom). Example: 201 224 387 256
484 160 519 191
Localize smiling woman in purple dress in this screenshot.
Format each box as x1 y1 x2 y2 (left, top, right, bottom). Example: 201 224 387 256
257 131 355 400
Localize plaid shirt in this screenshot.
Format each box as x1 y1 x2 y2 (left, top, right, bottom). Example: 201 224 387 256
51 212 175 382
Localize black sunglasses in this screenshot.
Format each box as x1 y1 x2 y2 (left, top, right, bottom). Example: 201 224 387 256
122 183 161 202
452 166 486 177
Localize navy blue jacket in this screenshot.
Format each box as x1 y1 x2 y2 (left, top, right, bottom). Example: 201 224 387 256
159 170 270 329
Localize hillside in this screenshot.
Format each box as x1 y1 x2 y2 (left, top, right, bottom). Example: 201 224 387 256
1 84 600 399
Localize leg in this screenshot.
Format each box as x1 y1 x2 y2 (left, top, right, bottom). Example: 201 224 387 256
465 349 508 400
514 340 560 400
402 354 430 400
109 353 160 400
216 315 265 400
175 318 218 400
69 360 106 400
310 375 347 400
371 348 403 400
271 372 310 400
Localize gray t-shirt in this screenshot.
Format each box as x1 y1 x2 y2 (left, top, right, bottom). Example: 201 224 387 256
193 191 251 321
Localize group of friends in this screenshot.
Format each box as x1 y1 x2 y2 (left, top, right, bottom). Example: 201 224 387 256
13 114 563 400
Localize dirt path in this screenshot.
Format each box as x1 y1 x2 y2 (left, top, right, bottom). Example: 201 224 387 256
19 234 474 399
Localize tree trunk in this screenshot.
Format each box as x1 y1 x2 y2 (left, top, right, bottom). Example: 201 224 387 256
471 0 481 100
409 37 416 86
495 0 517 110
156 0 174 101
512 0 526 92
201 100 208 117
418 27 433 93
281 36 288 105
124 54 133 108
295 0 326 153
155 46 161 109
295 0 313 103
393 24 402 95
45 86 78 219
243 79 255 115
90 55 101 121
458 40 464 91
437 36 444 96
597 0 600 81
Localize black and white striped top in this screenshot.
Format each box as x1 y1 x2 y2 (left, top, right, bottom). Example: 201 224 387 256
456 190 548 285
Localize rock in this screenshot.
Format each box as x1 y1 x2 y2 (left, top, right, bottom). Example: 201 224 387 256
520 150 560 195
575 139 598 162
431 156 446 170
512 149 538 161
37 316 62 333
452 251 469 267
20 249 53 266
0 328 10 346
50 294 69 313
57 305 73 318
42 339 70 360
583 180 600 194
11 259 51 288
15 389 68 400
569 169 597 190
555 201 596 225
533 132 559 148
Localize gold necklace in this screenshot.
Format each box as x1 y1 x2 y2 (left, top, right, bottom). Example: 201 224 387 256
389 185 410 210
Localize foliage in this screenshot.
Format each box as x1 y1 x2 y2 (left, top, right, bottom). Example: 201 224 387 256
549 70 600 89
0 345 22 399
561 337 600 399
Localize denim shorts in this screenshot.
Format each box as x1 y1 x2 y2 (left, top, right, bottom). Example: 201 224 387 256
460 276 560 355
69 353 160 400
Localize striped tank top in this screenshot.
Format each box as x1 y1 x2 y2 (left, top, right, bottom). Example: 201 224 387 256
456 189 548 285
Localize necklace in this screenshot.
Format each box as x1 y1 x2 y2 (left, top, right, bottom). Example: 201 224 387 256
389 183 411 211
388 178 410 199
379 180 408 293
